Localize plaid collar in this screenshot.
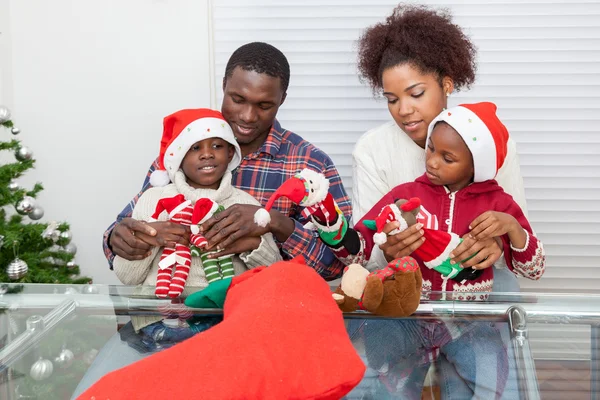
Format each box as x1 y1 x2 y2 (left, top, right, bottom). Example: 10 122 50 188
256 119 284 158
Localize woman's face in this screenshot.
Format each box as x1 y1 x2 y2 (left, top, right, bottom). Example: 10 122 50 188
382 63 454 148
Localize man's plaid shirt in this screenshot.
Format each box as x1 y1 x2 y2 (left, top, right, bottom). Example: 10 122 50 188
103 120 352 280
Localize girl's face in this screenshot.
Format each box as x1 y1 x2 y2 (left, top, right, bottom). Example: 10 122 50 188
381 63 454 148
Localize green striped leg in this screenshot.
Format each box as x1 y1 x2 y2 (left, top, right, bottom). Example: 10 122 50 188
200 251 221 283
217 255 234 279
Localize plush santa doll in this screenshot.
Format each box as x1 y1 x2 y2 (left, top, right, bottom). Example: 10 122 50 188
253 168 363 263
371 198 480 281
150 195 232 298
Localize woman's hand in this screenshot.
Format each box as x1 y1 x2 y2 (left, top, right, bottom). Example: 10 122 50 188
379 221 425 262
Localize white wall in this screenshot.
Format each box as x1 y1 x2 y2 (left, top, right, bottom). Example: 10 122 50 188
2 0 213 284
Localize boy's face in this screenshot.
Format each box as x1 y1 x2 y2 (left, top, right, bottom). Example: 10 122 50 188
425 123 474 192
181 138 234 190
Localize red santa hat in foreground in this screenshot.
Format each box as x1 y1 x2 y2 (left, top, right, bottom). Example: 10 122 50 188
254 169 330 227
149 108 242 187
427 102 509 182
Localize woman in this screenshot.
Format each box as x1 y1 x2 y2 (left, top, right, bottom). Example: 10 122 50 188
347 5 524 399
353 5 526 292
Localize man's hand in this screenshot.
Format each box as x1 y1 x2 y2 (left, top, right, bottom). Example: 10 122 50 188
449 235 503 270
109 218 156 261
109 218 190 261
379 221 425 262
200 204 271 251
141 221 191 247
206 236 262 259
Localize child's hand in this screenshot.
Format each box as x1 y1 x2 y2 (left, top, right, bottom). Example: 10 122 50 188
469 211 518 241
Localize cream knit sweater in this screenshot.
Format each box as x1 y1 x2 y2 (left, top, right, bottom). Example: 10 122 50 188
114 170 282 330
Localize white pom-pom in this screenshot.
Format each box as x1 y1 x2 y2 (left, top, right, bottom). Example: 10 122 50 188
150 170 170 187
254 208 271 227
373 232 388 246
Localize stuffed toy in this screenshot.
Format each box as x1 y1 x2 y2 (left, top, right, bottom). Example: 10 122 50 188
332 256 422 317
150 195 233 298
367 197 481 282
78 257 366 400
253 168 362 262
253 169 479 283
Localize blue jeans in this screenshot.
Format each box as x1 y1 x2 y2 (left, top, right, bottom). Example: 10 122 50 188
346 319 514 399
493 267 520 293
70 318 221 399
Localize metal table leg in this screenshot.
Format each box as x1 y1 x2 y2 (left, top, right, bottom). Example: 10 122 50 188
508 305 540 400
592 324 599 400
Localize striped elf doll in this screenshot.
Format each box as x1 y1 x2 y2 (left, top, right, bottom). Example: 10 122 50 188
150 195 233 298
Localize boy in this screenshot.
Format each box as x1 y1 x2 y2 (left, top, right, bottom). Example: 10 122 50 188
113 108 281 342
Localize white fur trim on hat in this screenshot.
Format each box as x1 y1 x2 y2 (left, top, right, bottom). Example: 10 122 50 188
163 117 242 183
297 169 329 206
389 204 409 233
310 210 343 233
150 170 171 187
423 232 461 270
254 208 271 227
427 107 497 182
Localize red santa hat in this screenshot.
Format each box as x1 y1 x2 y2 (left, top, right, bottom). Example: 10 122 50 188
253 169 330 227
149 108 242 187
372 198 420 246
414 230 462 277
149 194 191 222
192 198 219 225
427 102 509 182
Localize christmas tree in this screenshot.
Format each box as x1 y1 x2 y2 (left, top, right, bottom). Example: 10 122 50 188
0 105 89 284
1 105 111 399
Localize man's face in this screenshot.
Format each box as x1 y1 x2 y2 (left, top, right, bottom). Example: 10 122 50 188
221 67 286 149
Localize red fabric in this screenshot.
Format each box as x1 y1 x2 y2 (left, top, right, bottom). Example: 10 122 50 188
79 259 365 400
400 197 421 212
307 192 338 225
191 198 216 224
151 194 186 219
460 102 508 171
264 177 307 212
354 174 537 293
414 229 452 263
375 204 397 233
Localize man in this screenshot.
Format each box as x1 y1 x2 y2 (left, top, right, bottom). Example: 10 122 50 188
103 42 351 280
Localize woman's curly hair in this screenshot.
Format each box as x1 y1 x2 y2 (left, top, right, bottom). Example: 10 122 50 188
357 4 477 93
